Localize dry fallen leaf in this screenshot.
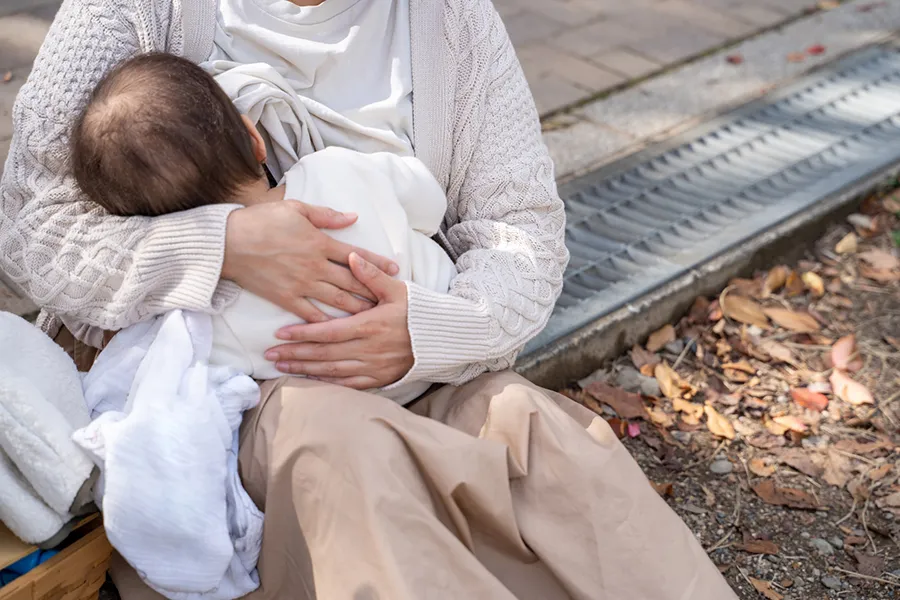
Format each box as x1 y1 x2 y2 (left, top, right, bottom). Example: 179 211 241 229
771 415 808 433
859 265 900 283
801 272 825 297
726 54 744 65
2 71 11 83
829 370 874 406
646 406 675 428
721 360 756 374
854 552 885 578
835 232 858 254
650 481 674 497
752 479 818 510
763 308 820 332
830 334 863 373
763 266 789 295
784 271 806 297
585 382 647 420
655 363 679 399
835 437 894 455
764 416 789 436
755 339 797 365
704 405 735 439
858 248 900 270
823 448 852 487
749 457 777 477
736 539 780 555
786 52 806 63
817 0 840 8
720 291 769 328
630 345 660 369
868 464 892 481
807 44 826 55
790 388 828 412
777 449 825 478
748 577 783 600
646 324 676 353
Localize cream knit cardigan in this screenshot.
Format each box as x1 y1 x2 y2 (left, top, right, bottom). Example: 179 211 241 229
0 0 568 386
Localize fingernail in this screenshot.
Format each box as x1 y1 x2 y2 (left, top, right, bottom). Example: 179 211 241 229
344 212 358 221
388 262 399 276
265 351 279 361
276 362 290 372
275 330 291 340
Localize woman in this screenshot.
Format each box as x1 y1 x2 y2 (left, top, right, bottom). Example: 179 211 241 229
0 0 737 598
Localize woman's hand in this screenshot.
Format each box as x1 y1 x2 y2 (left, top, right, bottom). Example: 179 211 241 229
222 202 399 323
264 253 414 389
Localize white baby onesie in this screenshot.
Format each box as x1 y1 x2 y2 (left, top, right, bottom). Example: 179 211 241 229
209 147 456 404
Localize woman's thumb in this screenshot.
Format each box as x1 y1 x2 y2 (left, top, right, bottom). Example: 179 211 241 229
294 202 358 229
349 253 395 301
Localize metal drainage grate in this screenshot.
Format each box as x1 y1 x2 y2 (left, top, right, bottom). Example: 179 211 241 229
524 41 900 356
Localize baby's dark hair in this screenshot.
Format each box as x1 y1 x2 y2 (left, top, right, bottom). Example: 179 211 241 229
70 52 263 217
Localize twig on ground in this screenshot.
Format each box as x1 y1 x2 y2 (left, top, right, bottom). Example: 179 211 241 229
862 498 877 554
834 497 858 527
833 567 900 587
832 448 879 466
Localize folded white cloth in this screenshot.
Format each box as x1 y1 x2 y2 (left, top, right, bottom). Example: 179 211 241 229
75 311 263 600
0 312 95 545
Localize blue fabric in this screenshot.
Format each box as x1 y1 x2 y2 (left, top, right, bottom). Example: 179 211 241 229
0 549 58 586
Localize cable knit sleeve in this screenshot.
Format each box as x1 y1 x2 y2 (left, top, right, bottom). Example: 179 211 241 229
397 1 568 386
0 0 240 334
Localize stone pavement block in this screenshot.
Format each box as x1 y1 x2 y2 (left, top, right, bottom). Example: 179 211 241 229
528 72 588 115
501 0 606 27
504 10 565 47
592 48 662 80
549 19 640 60
727 5 792 27
0 137 9 176
758 0 817 16
543 118 634 178
518 44 624 95
656 0 759 38
0 68 29 141
627 24 726 64
0 11 52 71
0 0 60 19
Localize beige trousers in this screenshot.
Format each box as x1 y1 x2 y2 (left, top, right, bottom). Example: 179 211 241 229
108 372 736 600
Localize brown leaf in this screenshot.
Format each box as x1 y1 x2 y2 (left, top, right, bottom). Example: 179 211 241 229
784 271 806 297
790 388 829 412
771 415 808 433
726 54 744 65
747 434 787 449
721 360 756 374
748 577 783 600
763 266 789 295
752 479 818 510
585 382 647 420
801 272 825 297
786 52 806 63
823 448 852 487
646 324 676 353
858 248 900 270
835 232 858 254
673 397 704 425
807 44 826 55
688 296 711 321
817 0 840 8
844 535 867 547
639 364 655 377
721 292 769 328
776 449 825 478
735 539 780 555
650 481 674 497
834 437 895 455
764 416 789 436
831 334 863 372
829 370 874 406
878 491 900 508
749 457 777 477
854 552 885 577
2 71 11 83
704 405 735 439
755 339 798 365
605 417 627 439
630 345 660 369
646 407 675 428
860 265 900 283
763 308 820 333
868 464 892 481
654 363 694 399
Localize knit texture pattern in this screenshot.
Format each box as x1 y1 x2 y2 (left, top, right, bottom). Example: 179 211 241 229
0 0 567 386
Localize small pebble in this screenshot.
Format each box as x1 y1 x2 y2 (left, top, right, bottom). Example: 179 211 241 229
681 503 706 515
664 339 685 355
670 431 691 445
891 569 900 578
828 536 843 549
710 459 733 475
884 511 895 521
809 538 833 556
801 532 811 539
812 568 821 577
640 378 661 397
821 576 842 591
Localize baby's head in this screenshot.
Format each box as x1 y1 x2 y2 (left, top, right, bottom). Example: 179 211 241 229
71 53 268 217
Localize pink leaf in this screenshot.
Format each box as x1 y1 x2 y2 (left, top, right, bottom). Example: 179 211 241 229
830 370 874 406
627 422 641 438
831 334 863 372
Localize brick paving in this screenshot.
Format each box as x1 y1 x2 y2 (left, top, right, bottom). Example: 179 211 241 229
0 0 817 314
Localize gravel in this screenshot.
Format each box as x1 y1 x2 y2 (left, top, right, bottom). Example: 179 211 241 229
821 576 842 590
809 538 834 556
709 459 734 475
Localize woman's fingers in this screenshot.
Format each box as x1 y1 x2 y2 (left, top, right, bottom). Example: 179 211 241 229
273 359 366 378
323 262 377 303
281 296 332 324
291 202 358 230
312 376 379 390
308 281 373 314
325 238 398 276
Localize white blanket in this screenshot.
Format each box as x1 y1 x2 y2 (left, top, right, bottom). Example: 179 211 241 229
0 312 95 545
74 311 263 600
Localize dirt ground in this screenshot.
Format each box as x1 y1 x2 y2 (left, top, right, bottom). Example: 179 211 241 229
561 185 900 599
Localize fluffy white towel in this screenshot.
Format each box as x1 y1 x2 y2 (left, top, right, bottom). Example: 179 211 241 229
75 311 263 600
0 312 95 545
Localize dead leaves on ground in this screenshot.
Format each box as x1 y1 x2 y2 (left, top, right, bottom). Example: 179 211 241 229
752 480 819 510
748 577 783 600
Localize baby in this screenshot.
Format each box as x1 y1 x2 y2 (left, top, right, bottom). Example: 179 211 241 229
70 52 455 403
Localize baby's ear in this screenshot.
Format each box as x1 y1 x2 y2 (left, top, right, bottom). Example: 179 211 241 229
240 115 267 164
